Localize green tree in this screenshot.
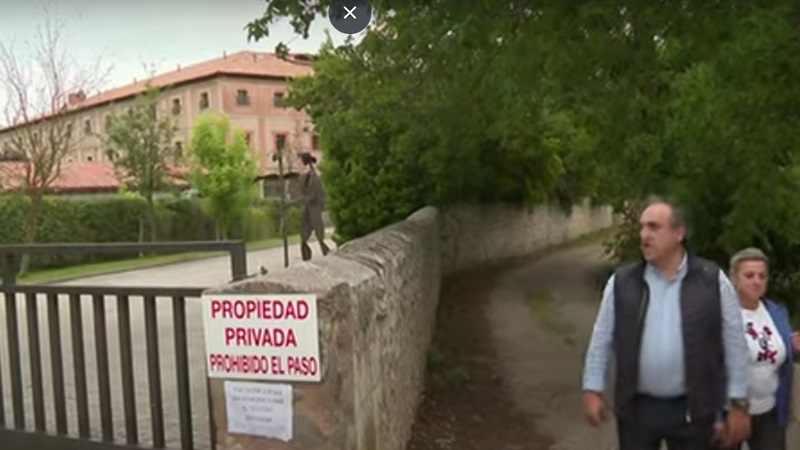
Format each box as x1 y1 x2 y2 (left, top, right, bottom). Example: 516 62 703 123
188 113 257 240
247 2 800 317
653 5 800 316
248 2 609 241
106 84 179 242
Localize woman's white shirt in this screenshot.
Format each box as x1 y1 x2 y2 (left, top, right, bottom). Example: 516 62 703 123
741 301 787 415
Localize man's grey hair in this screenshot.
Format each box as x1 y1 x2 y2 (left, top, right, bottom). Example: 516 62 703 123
729 247 769 277
643 195 687 230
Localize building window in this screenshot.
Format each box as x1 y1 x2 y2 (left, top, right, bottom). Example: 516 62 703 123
175 141 183 157
86 155 94 162
84 119 92 134
273 92 285 107
236 89 250 106
311 133 319 150
244 132 253 147
274 133 287 151
66 122 73 136
199 92 209 109
105 115 112 130
172 98 181 115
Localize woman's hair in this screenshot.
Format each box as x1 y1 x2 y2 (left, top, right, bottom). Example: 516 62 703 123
728 247 769 278
300 152 317 165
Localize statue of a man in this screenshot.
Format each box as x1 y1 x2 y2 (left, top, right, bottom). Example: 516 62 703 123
296 152 330 261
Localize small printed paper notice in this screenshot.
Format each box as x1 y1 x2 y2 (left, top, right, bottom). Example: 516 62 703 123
225 381 293 441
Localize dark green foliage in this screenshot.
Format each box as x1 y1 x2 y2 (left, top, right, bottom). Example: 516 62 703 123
0 194 298 270
248 1 800 316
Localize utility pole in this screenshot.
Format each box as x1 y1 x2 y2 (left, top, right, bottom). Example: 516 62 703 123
276 141 289 268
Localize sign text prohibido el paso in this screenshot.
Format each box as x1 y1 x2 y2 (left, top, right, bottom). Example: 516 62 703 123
202 293 320 382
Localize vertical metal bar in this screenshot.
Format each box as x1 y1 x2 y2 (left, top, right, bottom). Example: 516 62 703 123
69 293 90 438
5 292 24 429
0 294 5 428
277 145 289 268
93 293 113 441
117 294 138 444
26 291 46 431
207 377 217 450
47 292 67 434
172 296 193 450
229 241 247 281
144 294 165 447
1 253 16 285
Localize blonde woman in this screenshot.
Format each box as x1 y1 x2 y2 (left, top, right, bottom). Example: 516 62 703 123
726 248 800 449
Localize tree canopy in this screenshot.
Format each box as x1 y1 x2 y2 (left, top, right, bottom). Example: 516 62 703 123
247 1 800 318
106 85 179 241
188 113 257 240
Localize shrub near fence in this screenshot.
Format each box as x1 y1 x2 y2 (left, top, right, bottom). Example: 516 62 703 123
0 194 303 270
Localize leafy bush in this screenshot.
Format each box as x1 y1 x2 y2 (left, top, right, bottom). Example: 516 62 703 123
0 194 289 270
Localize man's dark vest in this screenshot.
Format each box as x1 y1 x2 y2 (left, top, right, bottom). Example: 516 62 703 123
611 253 726 420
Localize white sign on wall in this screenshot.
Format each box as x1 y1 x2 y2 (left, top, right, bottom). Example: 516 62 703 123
202 293 320 382
225 381 293 441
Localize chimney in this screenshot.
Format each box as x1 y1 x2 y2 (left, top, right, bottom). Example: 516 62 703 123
67 90 86 106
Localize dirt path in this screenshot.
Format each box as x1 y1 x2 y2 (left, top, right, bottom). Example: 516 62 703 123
407 259 553 449
408 242 617 449
486 243 617 449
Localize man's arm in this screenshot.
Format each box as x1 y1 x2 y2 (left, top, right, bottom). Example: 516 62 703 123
718 271 748 400
582 274 616 392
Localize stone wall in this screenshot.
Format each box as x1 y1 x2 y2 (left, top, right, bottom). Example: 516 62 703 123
205 201 614 450
440 200 614 275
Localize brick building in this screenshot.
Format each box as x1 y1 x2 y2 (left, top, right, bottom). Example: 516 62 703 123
0 51 320 193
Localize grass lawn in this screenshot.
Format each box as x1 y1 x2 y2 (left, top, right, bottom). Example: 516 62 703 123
18 234 302 284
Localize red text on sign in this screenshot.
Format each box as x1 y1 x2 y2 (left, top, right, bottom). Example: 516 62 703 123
208 353 319 377
210 298 309 320
287 356 318 376
224 327 297 347
208 354 270 375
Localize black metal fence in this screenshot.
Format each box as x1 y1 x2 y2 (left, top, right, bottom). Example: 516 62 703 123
0 241 248 450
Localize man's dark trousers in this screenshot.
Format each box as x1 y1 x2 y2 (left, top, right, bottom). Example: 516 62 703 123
617 394 717 450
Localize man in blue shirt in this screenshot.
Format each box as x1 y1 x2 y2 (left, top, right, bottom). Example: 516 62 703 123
582 198 751 449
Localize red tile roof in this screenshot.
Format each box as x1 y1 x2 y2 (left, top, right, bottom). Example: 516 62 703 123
0 160 188 194
76 51 313 111
0 51 314 133
50 161 119 192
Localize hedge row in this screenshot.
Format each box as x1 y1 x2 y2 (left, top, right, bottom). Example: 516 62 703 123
0 194 302 270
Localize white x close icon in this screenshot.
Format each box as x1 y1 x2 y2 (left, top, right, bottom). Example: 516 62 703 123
344 6 357 19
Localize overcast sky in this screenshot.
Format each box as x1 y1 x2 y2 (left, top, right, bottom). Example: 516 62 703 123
0 0 356 123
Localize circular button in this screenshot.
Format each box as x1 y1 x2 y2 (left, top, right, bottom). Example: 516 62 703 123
328 0 372 35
